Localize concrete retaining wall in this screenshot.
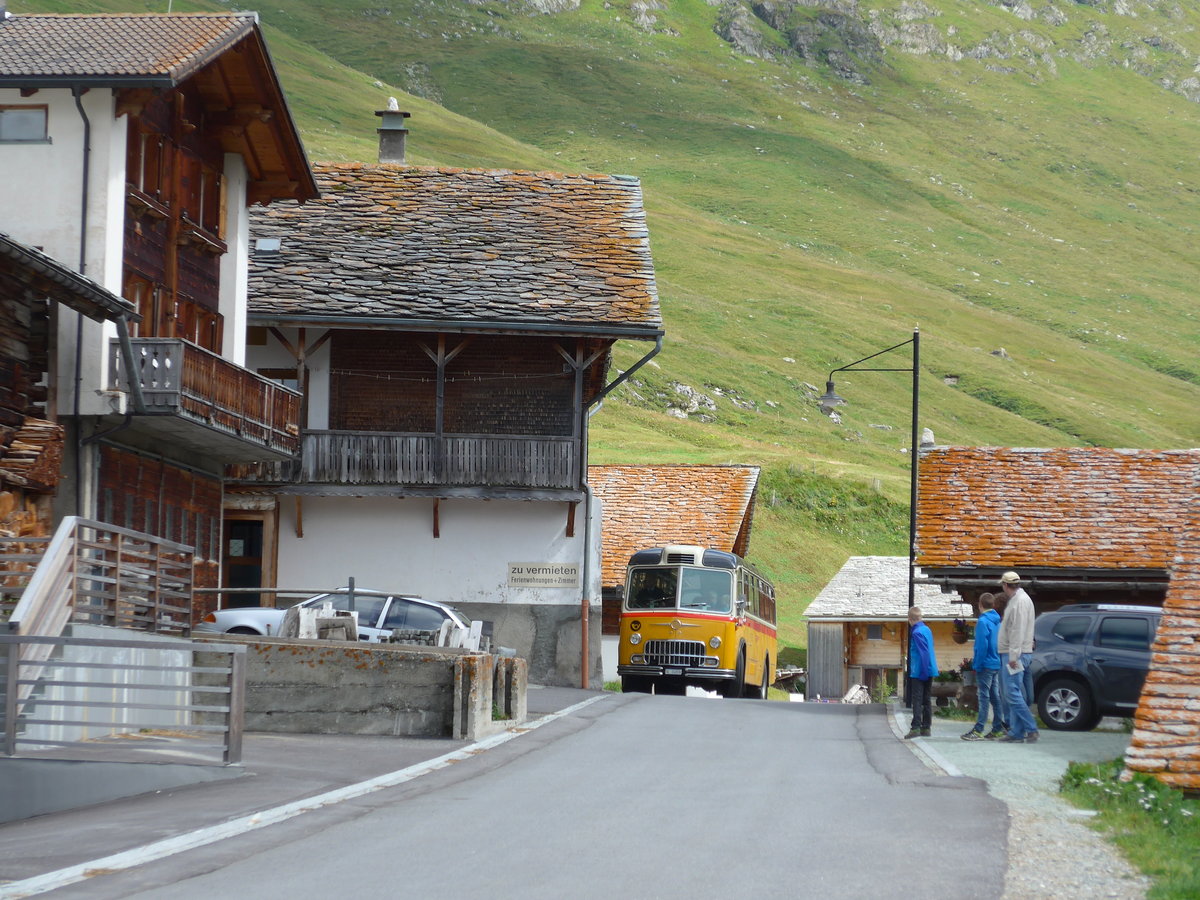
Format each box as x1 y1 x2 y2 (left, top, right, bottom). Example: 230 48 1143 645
196 636 527 741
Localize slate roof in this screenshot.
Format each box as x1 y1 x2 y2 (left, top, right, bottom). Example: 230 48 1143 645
589 465 759 589
247 164 663 335
916 447 1200 572
805 556 971 621
1126 471 1200 791
0 13 256 84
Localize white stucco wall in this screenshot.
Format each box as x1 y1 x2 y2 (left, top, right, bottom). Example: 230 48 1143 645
0 87 125 418
245 329 330 428
276 496 600 607
221 154 249 366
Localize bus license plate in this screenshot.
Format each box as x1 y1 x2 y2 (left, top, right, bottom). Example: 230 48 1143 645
665 668 683 676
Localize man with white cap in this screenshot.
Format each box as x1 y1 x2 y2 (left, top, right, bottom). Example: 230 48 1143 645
996 571 1039 743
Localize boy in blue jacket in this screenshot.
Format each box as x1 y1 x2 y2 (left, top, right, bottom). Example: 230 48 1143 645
905 606 938 739
962 593 1006 740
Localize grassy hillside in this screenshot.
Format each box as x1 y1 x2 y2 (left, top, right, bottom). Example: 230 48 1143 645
18 0 1200 658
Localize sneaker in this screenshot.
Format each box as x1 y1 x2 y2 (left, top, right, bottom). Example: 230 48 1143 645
1025 731 1039 743
985 731 1005 741
920 729 931 737
998 734 1026 743
904 728 921 739
961 728 985 741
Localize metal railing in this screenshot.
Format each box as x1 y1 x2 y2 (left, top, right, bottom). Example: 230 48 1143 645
1 634 244 765
109 337 301 455
226 430 579 489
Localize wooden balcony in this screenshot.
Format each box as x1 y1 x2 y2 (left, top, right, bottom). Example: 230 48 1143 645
226 430 581 496
109 338 301 462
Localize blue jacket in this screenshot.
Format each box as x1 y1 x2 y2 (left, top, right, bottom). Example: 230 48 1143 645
909 621 939 680
972 609 1001 671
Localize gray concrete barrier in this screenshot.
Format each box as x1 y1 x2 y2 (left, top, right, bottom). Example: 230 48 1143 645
195 636 527 741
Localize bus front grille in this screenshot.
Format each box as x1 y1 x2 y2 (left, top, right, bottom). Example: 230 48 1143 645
643 639 706 667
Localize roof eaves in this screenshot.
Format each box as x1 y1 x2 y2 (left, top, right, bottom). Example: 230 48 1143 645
0 233 135 322
165 13 258 84
247 312 665 340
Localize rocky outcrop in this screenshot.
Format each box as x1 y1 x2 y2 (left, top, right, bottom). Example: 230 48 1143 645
715 1 782 59
705 0 1200 104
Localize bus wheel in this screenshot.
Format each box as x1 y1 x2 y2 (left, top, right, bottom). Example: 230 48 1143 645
622 675 651 693
722 650 746 699
757 657 771 699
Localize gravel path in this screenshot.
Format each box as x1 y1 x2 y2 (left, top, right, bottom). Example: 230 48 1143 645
890 706 1151 899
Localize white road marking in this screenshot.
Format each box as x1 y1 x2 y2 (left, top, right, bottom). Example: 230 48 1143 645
0 695 609 899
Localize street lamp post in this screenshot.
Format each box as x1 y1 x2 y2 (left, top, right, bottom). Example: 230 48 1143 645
818 328 921 702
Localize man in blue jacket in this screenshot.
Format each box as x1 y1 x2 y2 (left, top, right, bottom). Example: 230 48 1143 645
905 606 939 739
962 592 1006 740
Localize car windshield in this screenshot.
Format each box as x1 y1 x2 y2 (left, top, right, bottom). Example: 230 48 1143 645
300 592 386 627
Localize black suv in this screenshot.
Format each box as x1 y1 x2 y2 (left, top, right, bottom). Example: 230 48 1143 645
1029 603 1162 731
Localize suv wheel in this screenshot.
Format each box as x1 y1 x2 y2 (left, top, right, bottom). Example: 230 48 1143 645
1038 678 1100 731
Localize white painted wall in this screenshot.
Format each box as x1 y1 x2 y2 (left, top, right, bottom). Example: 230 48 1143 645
221 154 250 366
0 87 125 418
246 328 331 428
276 496 600 608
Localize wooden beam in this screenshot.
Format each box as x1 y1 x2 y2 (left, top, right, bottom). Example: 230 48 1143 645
566 501 577 538
432 498 440 539
294 495 304 539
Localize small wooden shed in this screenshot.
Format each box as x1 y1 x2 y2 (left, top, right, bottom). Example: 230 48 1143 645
806 556 972 701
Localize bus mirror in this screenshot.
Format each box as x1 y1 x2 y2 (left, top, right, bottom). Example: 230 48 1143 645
736 598 748 615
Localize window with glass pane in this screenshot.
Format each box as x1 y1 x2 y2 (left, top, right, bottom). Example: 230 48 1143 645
1098 617 1151 651
0 107 48 142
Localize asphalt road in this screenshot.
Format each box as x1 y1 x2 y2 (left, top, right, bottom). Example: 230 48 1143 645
35 693 1008 900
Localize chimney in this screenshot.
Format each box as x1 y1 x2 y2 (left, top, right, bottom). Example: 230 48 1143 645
375 100 410 164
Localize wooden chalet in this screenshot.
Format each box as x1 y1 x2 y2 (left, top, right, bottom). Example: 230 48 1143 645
227 151 664 685
0 12 317 613
0 233 133 537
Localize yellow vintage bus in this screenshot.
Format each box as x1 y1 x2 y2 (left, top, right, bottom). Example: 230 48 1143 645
617 544 777 698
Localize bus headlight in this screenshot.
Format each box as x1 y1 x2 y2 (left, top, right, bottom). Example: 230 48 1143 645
709 636 722 649
628 633 642 645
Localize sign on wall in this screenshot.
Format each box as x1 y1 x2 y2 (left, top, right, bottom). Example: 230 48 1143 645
508 562 581 589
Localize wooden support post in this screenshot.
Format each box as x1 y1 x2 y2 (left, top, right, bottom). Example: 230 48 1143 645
432 498 440 539
566 500 577 538
294 495 304 539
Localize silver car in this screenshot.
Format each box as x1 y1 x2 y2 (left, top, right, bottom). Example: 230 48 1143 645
193 588 471 642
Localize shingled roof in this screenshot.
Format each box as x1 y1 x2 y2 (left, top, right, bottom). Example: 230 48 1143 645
589 465 758 589
805 556 970 621
1125 473 1200 791
0 12 317 203
0 13 256 84
916 447 1200 572
247 164 663 336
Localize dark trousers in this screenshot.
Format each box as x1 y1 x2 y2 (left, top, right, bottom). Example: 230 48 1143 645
910 677 933 731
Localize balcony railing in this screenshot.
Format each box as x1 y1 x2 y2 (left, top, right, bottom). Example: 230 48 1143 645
227 431 580 491
110 338 300 457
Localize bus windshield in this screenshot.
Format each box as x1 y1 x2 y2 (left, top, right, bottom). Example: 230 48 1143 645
627 566 733 613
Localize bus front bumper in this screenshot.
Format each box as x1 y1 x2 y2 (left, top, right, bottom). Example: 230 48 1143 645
617 664 737 682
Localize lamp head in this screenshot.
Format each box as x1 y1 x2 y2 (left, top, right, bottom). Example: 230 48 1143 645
818 380 846 410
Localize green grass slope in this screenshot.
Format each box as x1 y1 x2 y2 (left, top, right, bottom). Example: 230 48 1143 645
18 0 1200 657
